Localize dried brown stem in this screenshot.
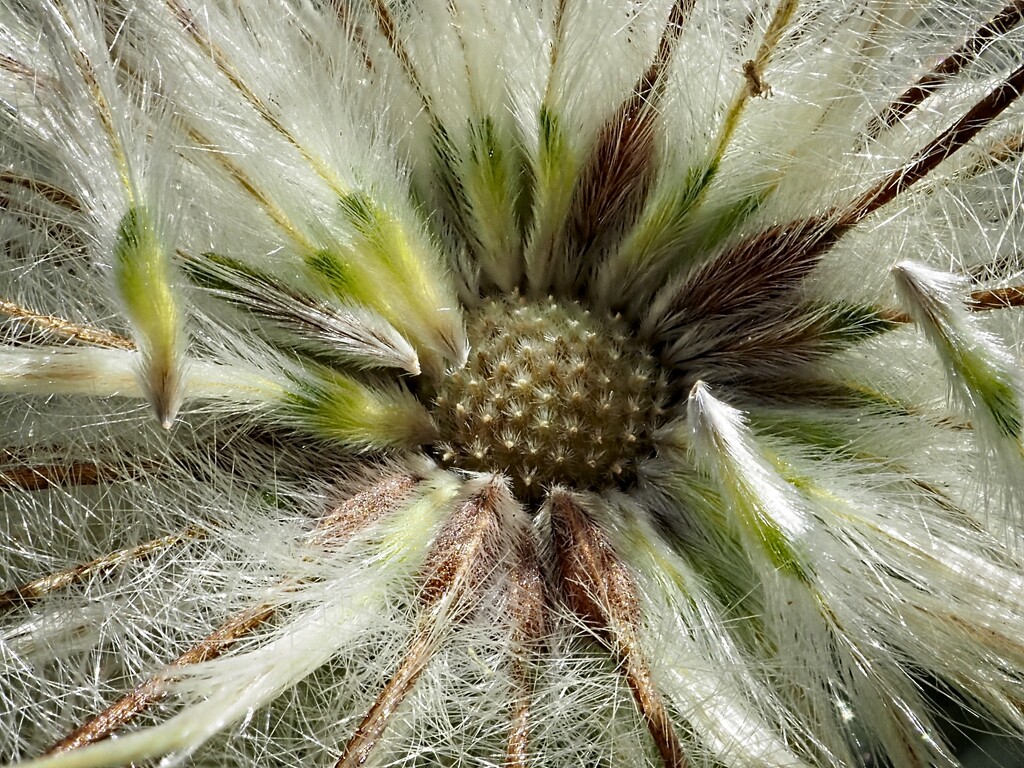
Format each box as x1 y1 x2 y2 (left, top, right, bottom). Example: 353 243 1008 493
879 284 1024 326
862 1 1024 142
0 459 141 491
940 128 1024 188
0 300 133 349
639 0 697 99
335 477 512 768
369 0 428 107
659 57 1024 336
850 61 1024 221
0 527 204 613
549 490 687 768
969 284 1024 310
39 475 416 755
166 0 353 203
0 52 35 79
974 129 1024 169
335 630 433 768
326 0 375 71
45 602 275 754
181 123 310 248
165 0 297 153
504 535 547 768
0 172 83 212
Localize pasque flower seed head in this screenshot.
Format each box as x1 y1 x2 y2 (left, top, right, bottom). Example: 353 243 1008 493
2 1 1024 767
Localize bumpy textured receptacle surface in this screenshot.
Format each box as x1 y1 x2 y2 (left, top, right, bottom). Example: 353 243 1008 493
434 296 665 497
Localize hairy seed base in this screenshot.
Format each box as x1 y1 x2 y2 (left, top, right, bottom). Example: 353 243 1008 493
434 297 665 498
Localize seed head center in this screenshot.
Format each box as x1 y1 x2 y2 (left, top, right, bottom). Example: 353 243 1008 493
434 297 664 498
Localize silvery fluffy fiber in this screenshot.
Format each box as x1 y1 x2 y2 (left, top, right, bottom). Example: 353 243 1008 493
2 1 1024 767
